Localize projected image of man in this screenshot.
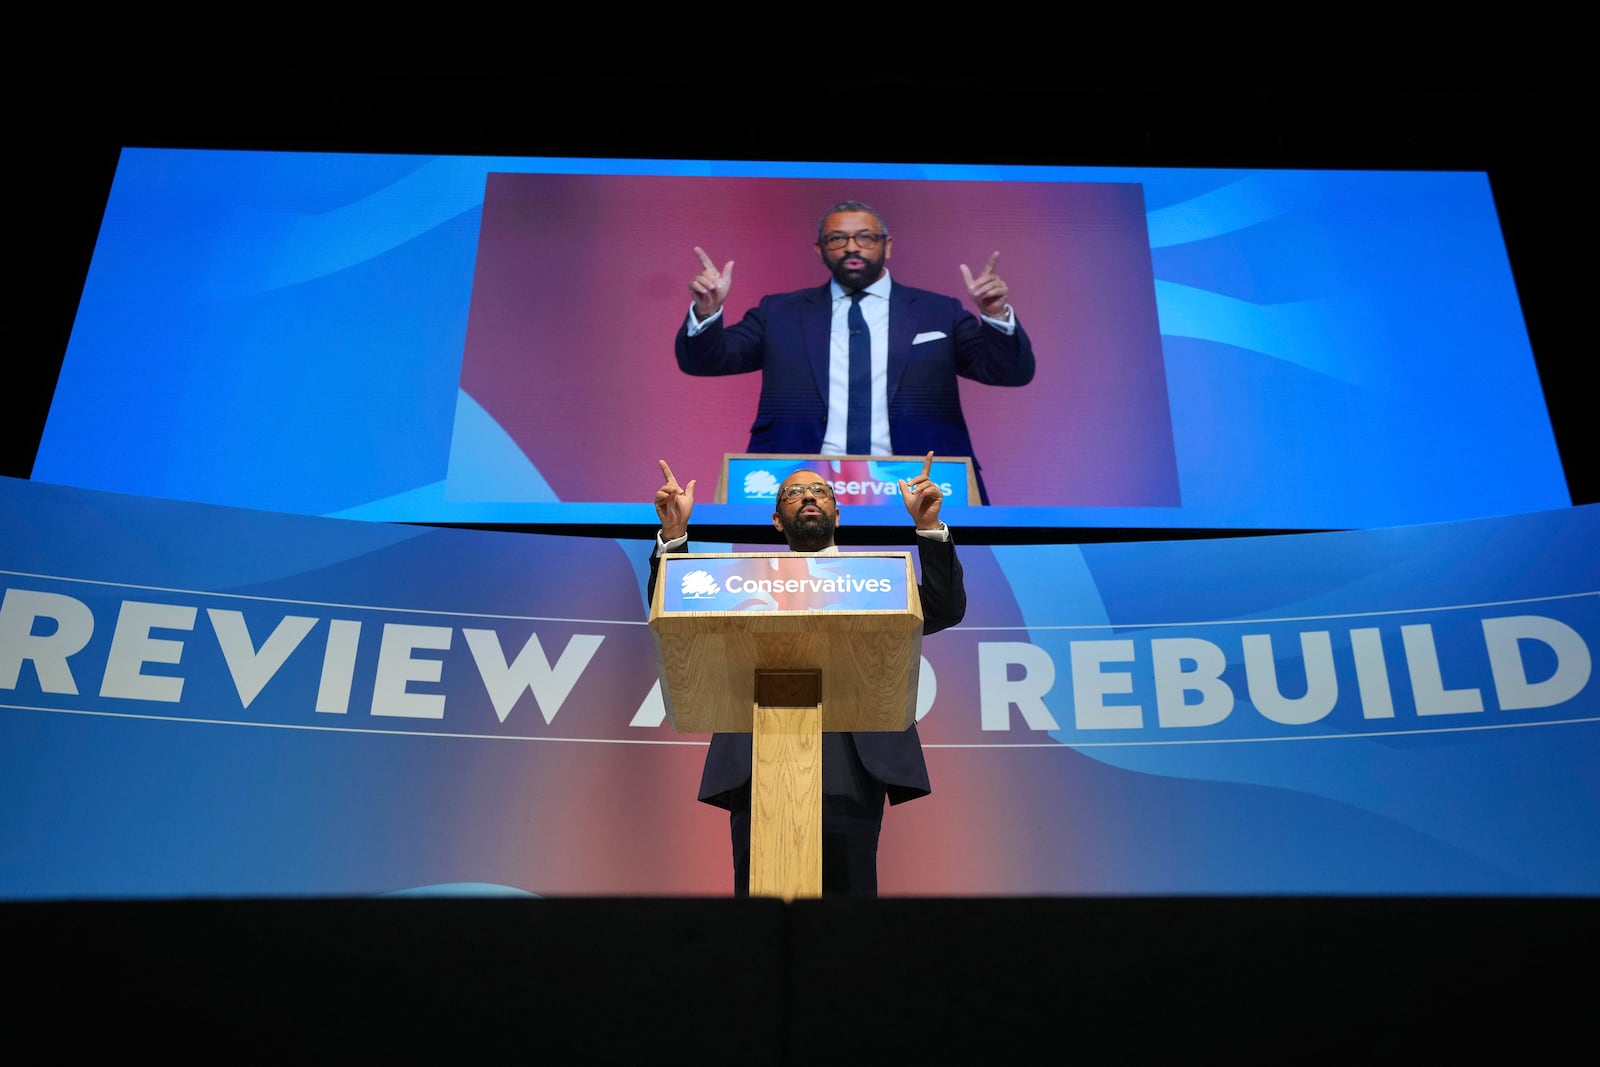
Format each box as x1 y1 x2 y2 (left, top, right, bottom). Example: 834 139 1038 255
675 200 1036 504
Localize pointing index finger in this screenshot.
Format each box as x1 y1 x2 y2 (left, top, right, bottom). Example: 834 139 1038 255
693 246 716 272
658 459 678 486
984 251 1000 274
920 451 934 480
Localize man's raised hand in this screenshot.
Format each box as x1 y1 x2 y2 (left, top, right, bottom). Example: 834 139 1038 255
959 251 1011 321
898 451 944 530
689 246 734 321
654 459 695 541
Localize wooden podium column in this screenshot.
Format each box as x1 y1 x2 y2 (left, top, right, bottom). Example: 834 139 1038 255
750 669 823 900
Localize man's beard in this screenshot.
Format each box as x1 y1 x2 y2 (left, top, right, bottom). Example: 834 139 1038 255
826 253 884 291
778 508 835 551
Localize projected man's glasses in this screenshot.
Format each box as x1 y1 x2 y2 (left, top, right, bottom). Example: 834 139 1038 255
778 483 835 500
820 232 888 250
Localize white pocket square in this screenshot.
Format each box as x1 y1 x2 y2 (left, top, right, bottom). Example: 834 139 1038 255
912 331 946 344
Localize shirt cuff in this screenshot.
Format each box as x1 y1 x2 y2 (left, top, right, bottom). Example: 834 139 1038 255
685 306 722 335
980 305 1017 334
656 531 689 555
915 523 950 542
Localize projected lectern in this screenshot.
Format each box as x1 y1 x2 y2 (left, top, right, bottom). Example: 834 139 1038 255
648 551 923 900
714 454 981 507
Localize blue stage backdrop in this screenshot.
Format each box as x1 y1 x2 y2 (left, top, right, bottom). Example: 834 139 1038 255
2 476 1594 898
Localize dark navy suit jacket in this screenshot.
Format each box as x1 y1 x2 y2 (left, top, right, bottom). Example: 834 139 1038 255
675 281 1034 504
647 534 966 810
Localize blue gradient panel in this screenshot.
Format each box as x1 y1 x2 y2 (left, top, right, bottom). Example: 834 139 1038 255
32 151 1567 530
3 478 1593 897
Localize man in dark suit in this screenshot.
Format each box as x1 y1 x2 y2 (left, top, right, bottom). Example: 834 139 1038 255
648 452 966 896
675 200 1035 504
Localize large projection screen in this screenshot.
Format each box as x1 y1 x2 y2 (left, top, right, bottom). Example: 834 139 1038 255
29 149 1570 532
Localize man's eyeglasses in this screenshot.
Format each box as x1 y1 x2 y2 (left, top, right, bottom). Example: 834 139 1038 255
778 482 835 500
820 232 888 250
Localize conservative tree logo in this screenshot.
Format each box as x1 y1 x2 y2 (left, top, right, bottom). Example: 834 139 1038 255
742 469 780 499
679 570 721 599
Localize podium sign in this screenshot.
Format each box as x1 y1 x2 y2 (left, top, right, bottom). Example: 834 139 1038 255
649 551 924 898
716 454 980 507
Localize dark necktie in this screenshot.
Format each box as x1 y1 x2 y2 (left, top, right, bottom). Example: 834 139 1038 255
846 290 871 455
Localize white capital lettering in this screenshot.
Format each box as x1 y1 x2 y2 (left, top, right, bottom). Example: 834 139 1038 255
1152 637 1232 727
1071 640 1141 730
630 677 667 727
915 655 937 721
371 623 452 719
100 600 197 703
1243 631 1337 725
0 588 95 694
207 609 318 709
462 630 604 724
978 641 1060 731
1482 615 1592 710
316 620 362 715
1349 627 1395 719
1403 623 1483 716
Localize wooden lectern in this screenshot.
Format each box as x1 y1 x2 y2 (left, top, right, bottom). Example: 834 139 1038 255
648 551 923 900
